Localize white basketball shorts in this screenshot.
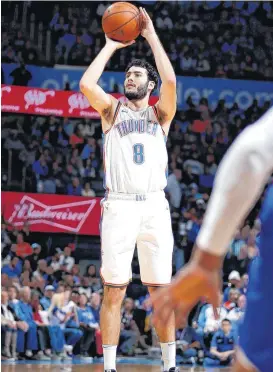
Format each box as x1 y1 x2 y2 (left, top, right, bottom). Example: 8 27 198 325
100 191 174 287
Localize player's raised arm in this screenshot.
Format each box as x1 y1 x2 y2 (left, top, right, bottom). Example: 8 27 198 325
80 37 135 130
140 8 176 132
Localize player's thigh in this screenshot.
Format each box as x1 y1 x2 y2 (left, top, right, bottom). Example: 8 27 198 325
100 199 138 285
137 198 174 285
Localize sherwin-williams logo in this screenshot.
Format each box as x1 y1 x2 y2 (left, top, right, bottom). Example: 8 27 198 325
7 195 97 233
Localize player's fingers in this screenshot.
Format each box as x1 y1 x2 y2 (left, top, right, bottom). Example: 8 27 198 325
124 40 136 47
153 300 173 326
143 8 152 20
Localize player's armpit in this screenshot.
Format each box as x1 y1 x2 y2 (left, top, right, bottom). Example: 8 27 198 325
80 82 117 117
80 83 118 132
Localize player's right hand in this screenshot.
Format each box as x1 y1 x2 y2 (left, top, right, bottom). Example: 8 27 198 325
105 35 135 50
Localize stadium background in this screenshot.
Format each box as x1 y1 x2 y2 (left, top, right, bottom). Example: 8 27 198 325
1 0 273 368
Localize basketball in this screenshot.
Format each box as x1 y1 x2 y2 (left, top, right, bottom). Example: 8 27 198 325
102 2 142 42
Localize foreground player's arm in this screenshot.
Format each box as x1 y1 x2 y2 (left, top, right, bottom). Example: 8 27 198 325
196 107 273 262
80 37 134 126
140 8 176 129
150 108 273 329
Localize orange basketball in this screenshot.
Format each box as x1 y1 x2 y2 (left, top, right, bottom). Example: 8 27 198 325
102 2 142 42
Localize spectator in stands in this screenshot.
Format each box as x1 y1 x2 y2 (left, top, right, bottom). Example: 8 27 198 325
16 287 38 358
77 293 99 357
177 324 203 365
40 285 55 310
26 243 42 271
227 294 246 331
67 177 82 196
85 264 102 292
2 257 22 278
119 298 139 356
223 288 240 311
79 276 92 298
71 290 80 306
32 259 49 283
223 271 241 302
203 301 227 335
48 289 83 357
82 182 96 197
204 319 237 367
1 289 17 360
1 222 11 253
10 63 32 86
90 292 101 325
59 246 75 274
166 169 182 209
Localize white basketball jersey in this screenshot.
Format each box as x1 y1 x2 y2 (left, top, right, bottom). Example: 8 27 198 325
103 102 168 193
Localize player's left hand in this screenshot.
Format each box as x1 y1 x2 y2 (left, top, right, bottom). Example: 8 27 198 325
139 7 156 39
148 249 222 329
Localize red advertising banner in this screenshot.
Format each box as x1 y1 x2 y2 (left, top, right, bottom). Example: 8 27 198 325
1 192 102 236
1 85 158 119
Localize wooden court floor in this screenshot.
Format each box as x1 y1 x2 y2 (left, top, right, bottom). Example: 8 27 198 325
1 363 231 372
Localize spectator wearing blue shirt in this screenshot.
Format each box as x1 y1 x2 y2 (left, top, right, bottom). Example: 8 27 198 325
2 257 22 278
77 294 99 357
81 138 95 160
32 154 48 179
90 292 101 325
63 117 74 137
204 319 237 367
67 177 82 196
40 285 54 310
18 287 38 357
177 325 203 364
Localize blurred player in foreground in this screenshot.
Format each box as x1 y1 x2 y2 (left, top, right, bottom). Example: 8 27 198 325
151 107 273 372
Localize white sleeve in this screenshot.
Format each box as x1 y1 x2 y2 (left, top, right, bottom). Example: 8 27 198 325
197 108 273 256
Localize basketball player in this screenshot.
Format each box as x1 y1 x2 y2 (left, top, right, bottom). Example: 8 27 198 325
80 8 179 372
151 107 273 372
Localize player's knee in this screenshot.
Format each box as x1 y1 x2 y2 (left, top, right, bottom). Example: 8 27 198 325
102 286 126 307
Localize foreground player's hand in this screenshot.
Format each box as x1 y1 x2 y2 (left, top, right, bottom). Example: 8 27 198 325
105 35 135 50
140 7 156 39
149 248 222 329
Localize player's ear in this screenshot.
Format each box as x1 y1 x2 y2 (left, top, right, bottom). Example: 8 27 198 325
148 81 155 91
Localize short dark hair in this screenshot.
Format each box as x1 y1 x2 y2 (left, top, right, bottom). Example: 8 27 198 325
222 318 231 324
125 59 159 94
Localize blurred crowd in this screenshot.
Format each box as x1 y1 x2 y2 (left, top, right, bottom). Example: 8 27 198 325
2 1 273 80
1 218 255 366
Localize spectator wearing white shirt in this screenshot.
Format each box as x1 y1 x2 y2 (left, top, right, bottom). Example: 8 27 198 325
59 247 75 274
227 295 246 330
81 182 96 197
204 303 228 334
1 290 17 360
51 252 61 272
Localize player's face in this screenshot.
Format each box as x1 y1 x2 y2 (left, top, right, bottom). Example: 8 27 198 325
124 66 150 100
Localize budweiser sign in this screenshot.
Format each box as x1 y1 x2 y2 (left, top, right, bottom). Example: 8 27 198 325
2 192 102 236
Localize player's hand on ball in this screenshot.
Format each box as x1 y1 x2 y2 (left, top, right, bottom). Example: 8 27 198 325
105 35 135 50
149 251 222 329
140 7 156 39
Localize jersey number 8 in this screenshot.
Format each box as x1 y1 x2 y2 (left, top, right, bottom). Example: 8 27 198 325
133 143 145 165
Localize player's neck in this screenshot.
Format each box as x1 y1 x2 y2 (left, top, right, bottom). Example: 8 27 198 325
126 96 149 111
